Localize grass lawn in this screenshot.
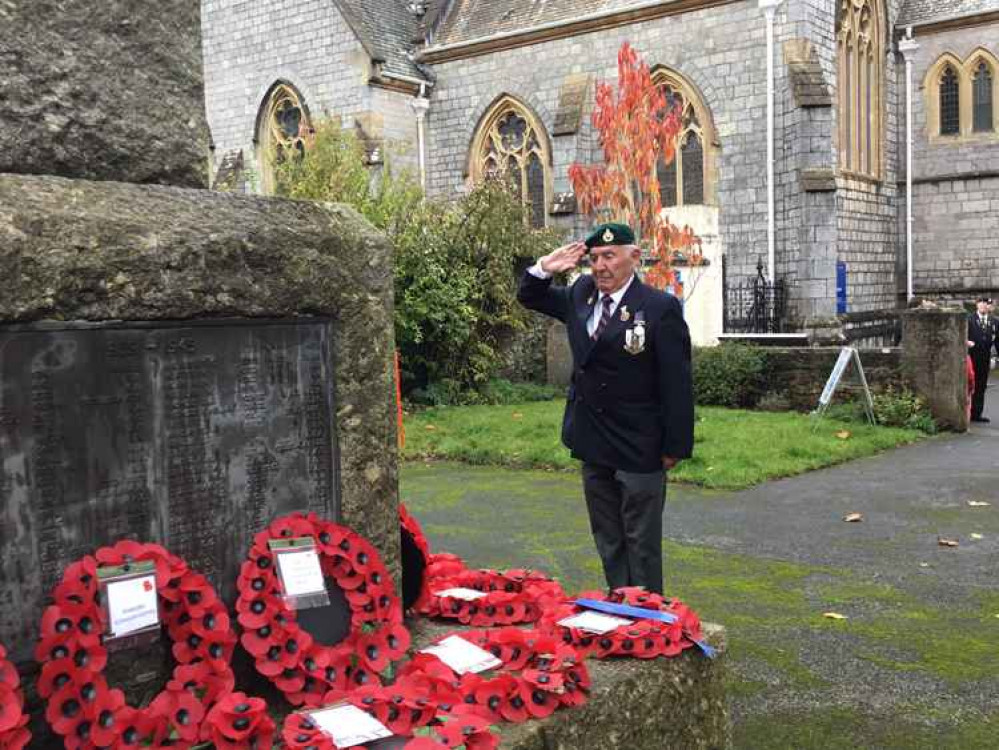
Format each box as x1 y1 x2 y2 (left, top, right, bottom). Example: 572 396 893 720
401 401 926 490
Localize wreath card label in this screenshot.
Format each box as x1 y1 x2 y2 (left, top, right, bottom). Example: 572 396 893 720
97 560 161 650
432 587 487 602
420 635 502 675
269 537 330 610
307 703 393 746
557 611 632 634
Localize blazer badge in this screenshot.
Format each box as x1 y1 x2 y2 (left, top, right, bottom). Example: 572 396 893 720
624 315 646 355
619 305 631 322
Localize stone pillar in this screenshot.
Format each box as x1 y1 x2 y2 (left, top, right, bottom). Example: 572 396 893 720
901 308 969 431
547 321 573 387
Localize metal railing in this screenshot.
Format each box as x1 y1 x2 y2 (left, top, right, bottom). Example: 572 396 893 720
723 257 788 334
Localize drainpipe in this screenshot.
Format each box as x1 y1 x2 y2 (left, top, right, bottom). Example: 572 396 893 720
410 82 431 191
759 0 783 283
898 27 919 302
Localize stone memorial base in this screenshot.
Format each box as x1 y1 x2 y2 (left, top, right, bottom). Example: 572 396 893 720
409 619 731 750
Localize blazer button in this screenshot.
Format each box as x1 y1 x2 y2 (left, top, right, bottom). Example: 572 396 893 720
596 407 604 414
600 383 607 389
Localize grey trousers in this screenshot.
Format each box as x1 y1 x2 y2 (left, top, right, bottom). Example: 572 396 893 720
581 462 667 594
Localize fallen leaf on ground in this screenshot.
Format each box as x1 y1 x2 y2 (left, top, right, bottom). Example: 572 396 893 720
968 501 991 507
511 412 523 420
919 562 929 568
425 424 437 431
970 533 984 540
823 612 848 620
938 537 960 547
835 430 852 440
843 512 864 523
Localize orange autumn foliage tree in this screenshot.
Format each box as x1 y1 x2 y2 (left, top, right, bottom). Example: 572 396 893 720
568 43 703 293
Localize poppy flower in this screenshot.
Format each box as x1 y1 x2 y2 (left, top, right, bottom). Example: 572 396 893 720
87 687 126 746
46 682 91 737
149 687 204 742
201 692 275 750
377 622 411 660
181 663 235 706
522 668 564 693
52 557 98 603
436 710 496 745
468 674 516 722
237 593 285 629
404 738 448 749
356 631 392 673
281 712 335 750
0 683 26 734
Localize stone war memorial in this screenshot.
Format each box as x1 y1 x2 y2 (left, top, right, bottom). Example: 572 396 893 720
0 2 726 749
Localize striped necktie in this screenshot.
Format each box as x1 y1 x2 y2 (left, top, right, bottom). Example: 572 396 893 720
591 295 613 340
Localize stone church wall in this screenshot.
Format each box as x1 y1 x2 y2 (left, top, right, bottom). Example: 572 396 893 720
424 1 792 336
834 0 905 314
899 24 999 300
202 0 420 188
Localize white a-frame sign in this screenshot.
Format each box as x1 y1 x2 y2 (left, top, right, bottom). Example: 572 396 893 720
813 347 875 425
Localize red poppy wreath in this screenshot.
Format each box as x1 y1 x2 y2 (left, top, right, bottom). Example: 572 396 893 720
35 540 237 749
236 513 411 706
397 628 590 724
539 586 706 659
280 684 499 750
416 567 566 627
0 643 31 750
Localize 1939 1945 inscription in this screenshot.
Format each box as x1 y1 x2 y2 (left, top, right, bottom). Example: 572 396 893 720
0 318 339 659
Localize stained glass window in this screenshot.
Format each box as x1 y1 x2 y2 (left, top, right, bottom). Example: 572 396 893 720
472 99 550 228
257 83 311 194
837 0 883 178
653 80 711 206
973 61 994 133
940 66 960 135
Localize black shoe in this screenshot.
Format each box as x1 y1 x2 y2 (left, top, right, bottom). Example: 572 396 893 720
971 417 991 423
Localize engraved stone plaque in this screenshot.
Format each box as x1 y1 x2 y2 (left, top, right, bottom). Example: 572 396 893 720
0 319 338 659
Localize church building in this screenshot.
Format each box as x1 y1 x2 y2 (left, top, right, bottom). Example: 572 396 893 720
202 0 999 344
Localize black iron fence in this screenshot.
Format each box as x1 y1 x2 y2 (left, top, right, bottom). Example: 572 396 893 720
840 310 902 349
722 257 788 334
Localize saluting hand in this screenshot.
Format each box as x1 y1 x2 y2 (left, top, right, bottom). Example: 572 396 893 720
539 241 587 274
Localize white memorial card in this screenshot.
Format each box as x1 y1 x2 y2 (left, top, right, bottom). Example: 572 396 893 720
277 548 326 598
308 704 393 747
557 611 633 635
421 635 502 674
433 587 487 601
106 574 160 637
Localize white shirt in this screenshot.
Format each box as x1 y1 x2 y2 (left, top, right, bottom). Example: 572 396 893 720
528 262 635 337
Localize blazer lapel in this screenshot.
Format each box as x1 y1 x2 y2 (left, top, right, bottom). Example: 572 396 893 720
593 274 646 351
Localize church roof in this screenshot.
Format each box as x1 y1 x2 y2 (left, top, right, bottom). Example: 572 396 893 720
335 0 427 82
431 0 659 47
898 0 999 26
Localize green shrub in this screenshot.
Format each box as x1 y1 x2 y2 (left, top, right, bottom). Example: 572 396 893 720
275 119 561 398
409 378 561 407
692 344 768 407
873 386 937 433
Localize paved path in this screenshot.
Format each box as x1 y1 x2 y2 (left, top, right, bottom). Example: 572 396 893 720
668 382 999 595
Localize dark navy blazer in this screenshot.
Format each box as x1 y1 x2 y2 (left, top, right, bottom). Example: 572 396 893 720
968 313 998 362
518 270 694 473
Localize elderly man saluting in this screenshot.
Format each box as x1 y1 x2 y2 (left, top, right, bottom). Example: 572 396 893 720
518 222 694 595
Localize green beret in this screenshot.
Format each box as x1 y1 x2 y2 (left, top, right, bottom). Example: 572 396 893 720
584 222 636 249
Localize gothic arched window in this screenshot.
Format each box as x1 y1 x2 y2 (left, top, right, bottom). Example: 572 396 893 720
651 69 717 207
925 50 999 140
972 60 995 133
940 66 961 136
836 0 884 178
469 97 551 229
256 82 312 194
